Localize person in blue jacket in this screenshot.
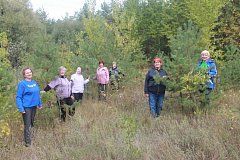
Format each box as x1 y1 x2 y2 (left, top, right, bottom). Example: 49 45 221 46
144 57 167 118
16 67 42 147
197 50 217 105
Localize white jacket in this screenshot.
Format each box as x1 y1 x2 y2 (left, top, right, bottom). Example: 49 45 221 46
71 73 89 93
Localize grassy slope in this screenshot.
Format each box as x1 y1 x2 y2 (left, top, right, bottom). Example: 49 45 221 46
1 84 240 160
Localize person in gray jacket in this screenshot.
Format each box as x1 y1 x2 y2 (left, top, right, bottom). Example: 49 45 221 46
43 66 74 122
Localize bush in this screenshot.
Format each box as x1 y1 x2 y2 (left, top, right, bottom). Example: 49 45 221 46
220 45 240 89
160 22 212 113
0 33 18 142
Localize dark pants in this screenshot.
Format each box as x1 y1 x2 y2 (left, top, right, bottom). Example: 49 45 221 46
110 78 119 90
98 84 107 100
57 97 74 121
73 93 83 102
199 88 212 106
22 107 37 145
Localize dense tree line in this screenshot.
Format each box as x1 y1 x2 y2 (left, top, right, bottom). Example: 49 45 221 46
0 0 239 139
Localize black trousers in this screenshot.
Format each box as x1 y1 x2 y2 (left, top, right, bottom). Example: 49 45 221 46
22 107 37 145
57 97 74 121
199 88 213 106
73 93 83 102
98 84 107 100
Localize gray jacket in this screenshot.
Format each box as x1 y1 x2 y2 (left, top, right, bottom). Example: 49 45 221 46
48 76 72 99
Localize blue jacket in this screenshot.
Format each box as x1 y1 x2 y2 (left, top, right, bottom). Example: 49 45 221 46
144 68 167 94
16 80 42 112
197 59 217 89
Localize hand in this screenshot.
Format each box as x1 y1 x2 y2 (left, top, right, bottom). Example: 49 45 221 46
40 91 46 94
71 96 75 100
144 94 149 97
38 106 43 109
21 111 26 114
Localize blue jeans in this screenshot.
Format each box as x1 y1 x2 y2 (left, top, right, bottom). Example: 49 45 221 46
149 93 165 117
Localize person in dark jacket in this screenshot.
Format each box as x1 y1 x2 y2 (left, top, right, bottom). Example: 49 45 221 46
43 66 74 122
109 61 124 90
144 57 167 118
197 50 217 105
16 67 42 147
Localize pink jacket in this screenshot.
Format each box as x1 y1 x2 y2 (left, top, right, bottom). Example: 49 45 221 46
96 67 109 84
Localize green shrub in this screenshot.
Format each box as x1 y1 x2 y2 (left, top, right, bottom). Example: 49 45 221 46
220 45 240 89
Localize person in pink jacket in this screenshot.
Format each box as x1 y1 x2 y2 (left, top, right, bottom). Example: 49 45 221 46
95 60 109 100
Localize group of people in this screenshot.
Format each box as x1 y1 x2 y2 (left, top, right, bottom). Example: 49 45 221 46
16 61 123 147
16 50 217 147
144 50 217 118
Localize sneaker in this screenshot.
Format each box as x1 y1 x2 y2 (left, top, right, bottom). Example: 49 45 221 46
25 143 31 147
60 117 66 122
69 112 75 116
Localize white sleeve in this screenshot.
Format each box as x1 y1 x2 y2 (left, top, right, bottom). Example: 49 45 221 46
70 74 74 81
84 78 89 84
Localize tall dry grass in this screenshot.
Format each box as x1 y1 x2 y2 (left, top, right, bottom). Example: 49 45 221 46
1 83 240 160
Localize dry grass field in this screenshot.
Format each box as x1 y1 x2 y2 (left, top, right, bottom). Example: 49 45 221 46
1 84 239 160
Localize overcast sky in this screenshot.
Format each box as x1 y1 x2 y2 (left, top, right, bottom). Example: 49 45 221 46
30 0 111 20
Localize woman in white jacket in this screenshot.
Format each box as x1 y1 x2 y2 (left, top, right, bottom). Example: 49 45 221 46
71 67 90 102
